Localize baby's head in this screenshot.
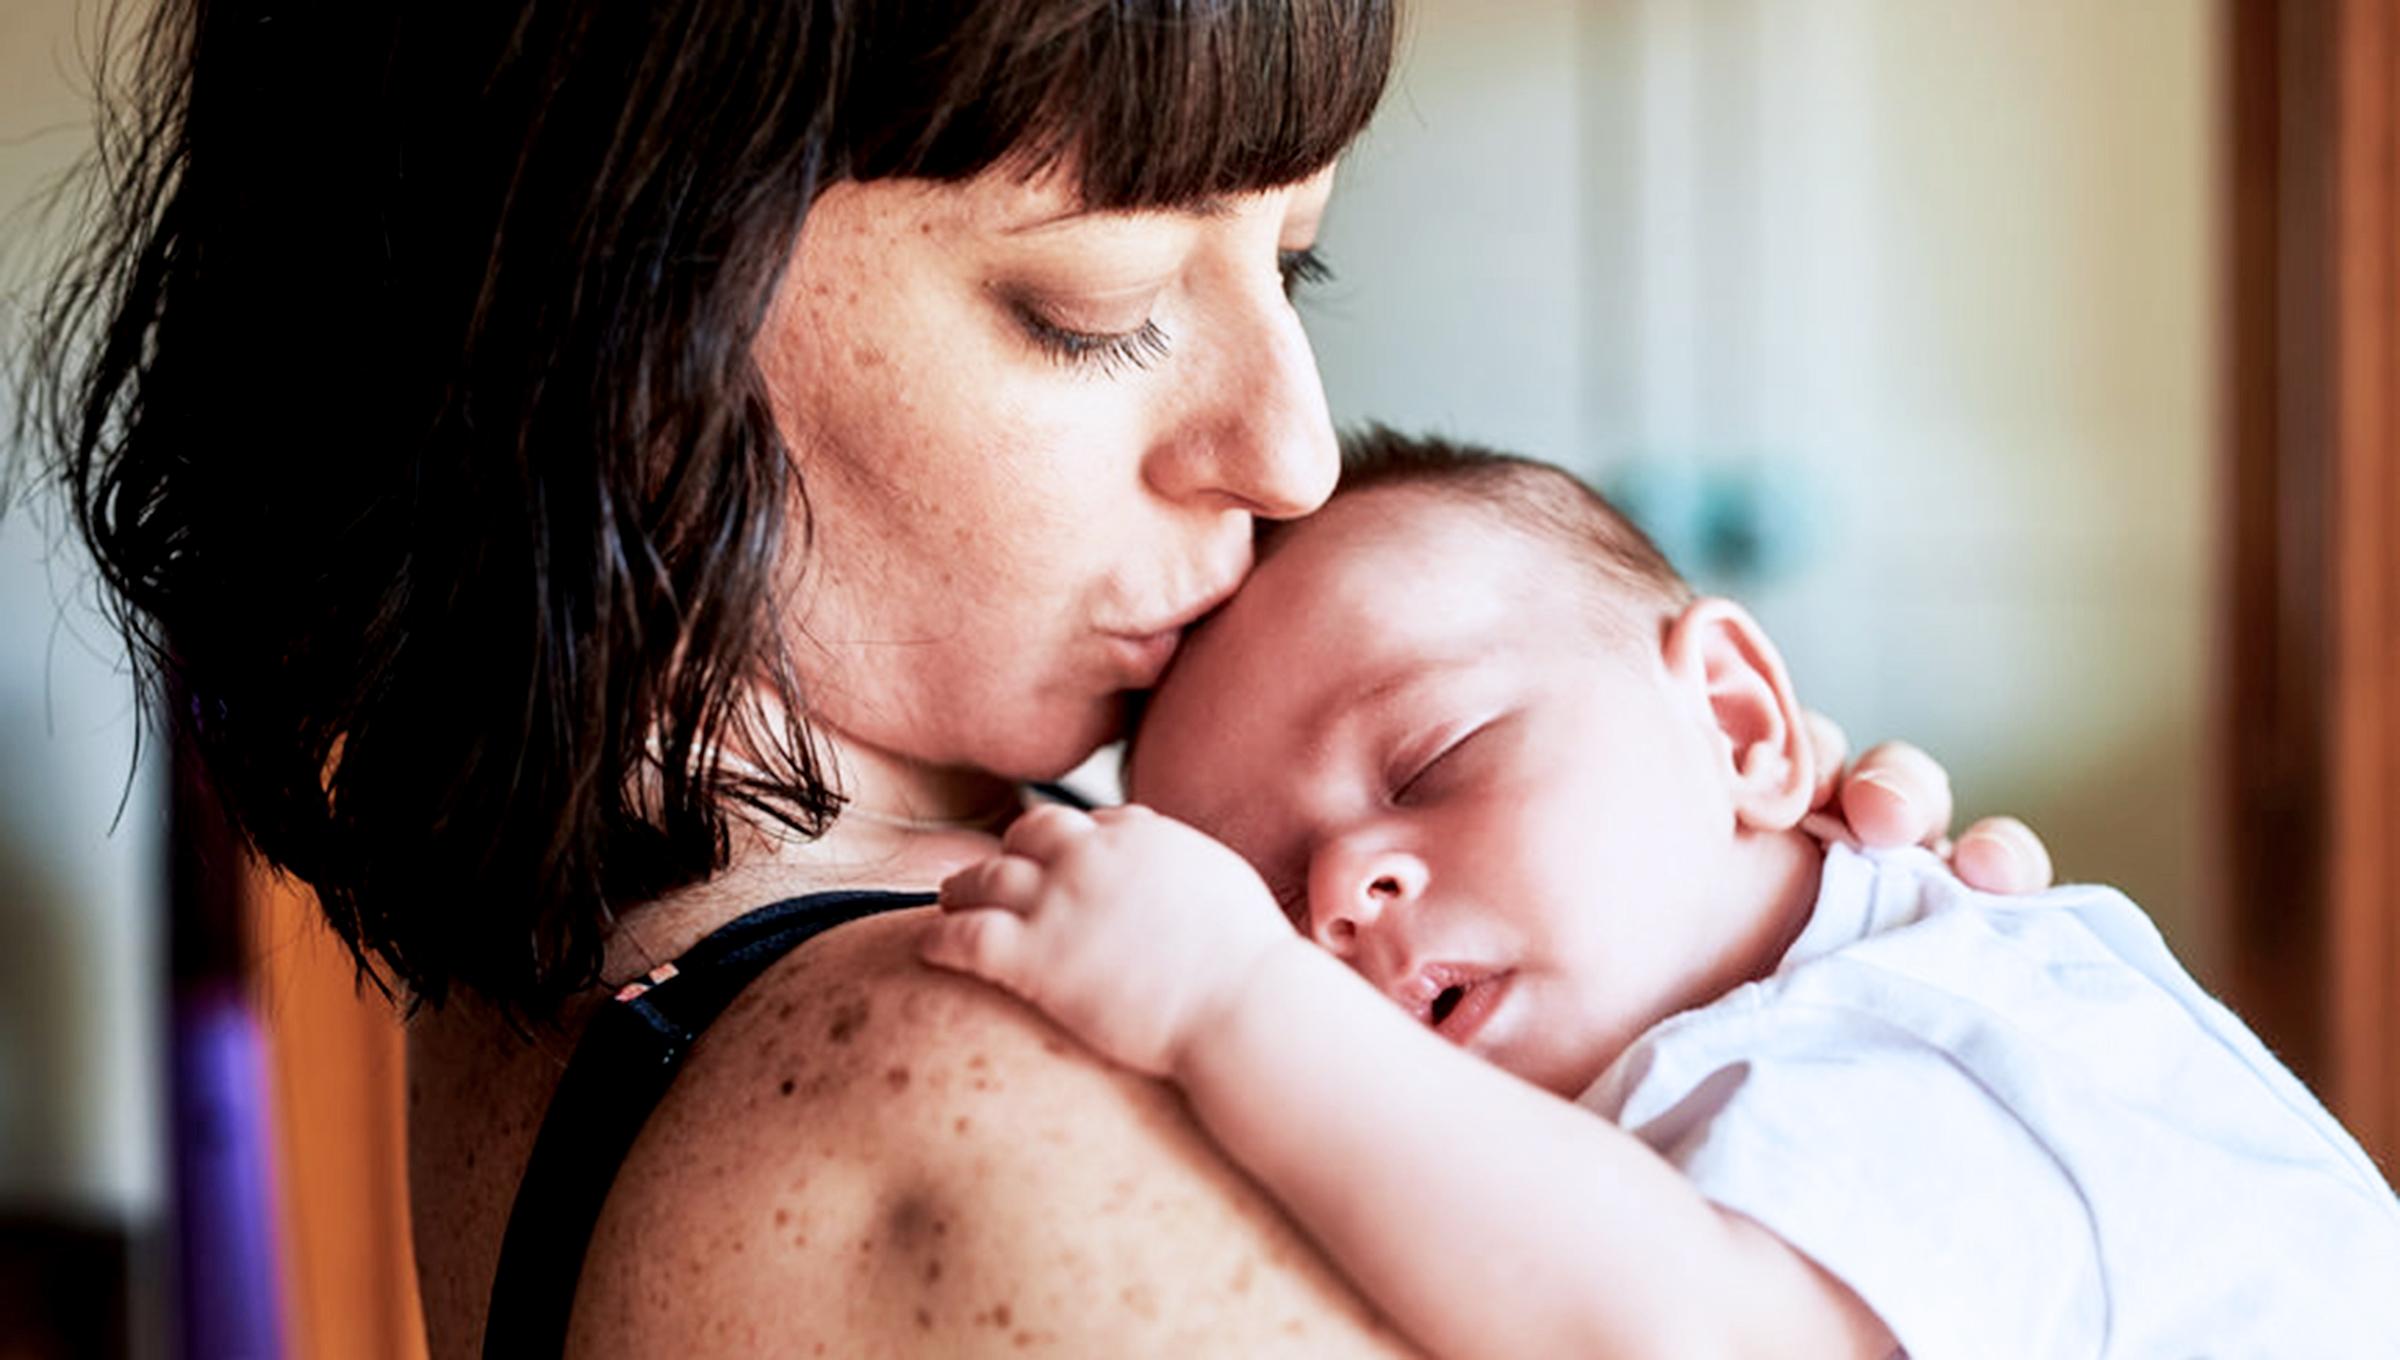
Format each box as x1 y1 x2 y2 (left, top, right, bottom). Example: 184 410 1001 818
1129 429 1825 1096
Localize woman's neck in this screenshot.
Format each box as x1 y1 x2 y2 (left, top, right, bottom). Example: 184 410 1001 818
604 728 1025 976
818 732 1026 834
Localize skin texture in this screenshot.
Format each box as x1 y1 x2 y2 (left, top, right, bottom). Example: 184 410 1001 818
755 167 1339 789
411 905 1417 1359
921 490 1893 1357
410 160 2047 1354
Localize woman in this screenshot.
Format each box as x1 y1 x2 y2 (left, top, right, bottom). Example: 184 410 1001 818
34 1 2048 1353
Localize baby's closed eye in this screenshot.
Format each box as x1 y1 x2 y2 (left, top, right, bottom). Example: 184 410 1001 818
1265 876 1309 929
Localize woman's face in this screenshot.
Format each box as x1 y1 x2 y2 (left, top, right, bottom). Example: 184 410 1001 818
755 166 1340 782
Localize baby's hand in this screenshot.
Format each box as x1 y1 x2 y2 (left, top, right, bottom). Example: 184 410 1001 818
918 803 1295 1079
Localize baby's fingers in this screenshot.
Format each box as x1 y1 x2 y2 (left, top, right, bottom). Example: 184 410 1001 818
938 853 1045 914
917 907 1034 988
1000 802 1096 863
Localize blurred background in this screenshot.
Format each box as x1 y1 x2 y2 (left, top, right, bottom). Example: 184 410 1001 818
3 0 2394 1354
1314 0 2221 953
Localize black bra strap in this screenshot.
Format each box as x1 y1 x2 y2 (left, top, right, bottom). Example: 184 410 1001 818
481 888 936 1359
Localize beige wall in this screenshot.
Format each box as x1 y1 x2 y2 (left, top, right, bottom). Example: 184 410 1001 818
1309 0 2221 974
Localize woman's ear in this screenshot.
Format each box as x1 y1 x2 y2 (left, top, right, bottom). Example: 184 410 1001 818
1661 597 1815 831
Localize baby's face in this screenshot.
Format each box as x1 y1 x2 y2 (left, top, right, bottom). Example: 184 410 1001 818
1132 487 1753 1097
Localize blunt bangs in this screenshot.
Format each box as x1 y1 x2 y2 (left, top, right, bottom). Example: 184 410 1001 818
850 0 1398 207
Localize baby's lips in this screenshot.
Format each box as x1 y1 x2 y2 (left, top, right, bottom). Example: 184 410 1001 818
1389 960 1488 1026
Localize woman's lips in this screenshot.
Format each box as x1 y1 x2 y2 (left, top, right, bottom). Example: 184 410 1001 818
1102 627 1182 685
1099 576 1244 687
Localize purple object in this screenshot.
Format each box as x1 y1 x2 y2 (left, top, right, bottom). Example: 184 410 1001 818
170 983 289 1359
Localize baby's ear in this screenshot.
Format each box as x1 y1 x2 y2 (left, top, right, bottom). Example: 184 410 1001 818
1661 597 1814 831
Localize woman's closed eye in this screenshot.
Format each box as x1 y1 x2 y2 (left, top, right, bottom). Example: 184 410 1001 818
1007 247 1328 374
1278 246 1333 298
1010 301 1173 376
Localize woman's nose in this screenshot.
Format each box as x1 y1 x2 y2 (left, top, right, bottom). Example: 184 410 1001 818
1306 841 1428 958
1142 295 1339 520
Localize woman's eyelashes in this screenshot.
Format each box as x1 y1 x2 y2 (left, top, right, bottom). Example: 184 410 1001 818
1008 248 1331 376
1278 246 1333 298
1011 302 1173 376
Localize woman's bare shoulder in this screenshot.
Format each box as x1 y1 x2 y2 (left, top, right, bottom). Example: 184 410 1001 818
568 907 1419 1356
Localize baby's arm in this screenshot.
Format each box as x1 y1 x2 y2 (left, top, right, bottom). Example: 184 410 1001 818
920 804 1890 1360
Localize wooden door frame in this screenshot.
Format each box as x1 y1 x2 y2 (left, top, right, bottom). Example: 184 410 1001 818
2222 0 2400 1170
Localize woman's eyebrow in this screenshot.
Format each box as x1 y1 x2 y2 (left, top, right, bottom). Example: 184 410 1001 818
1004 197 1237 234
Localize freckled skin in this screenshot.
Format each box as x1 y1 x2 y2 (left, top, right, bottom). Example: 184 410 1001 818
404 153 1413 1360
414 907 1421 1357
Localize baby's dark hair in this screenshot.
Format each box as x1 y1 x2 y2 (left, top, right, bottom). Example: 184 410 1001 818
1268 425 1697 628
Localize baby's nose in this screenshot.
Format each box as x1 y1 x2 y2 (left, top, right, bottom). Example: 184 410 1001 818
1306 844 1427 957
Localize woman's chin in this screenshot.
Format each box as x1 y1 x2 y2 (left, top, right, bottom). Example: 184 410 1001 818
977 691 1134 783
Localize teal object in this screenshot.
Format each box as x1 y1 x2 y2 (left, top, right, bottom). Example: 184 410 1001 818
1602 457 1817 590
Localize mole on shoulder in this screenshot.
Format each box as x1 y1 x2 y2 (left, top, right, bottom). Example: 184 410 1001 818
884 1189 948 1251
827 996 872 1044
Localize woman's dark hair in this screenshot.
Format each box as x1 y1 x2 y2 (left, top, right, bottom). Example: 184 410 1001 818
27 0 1395 1016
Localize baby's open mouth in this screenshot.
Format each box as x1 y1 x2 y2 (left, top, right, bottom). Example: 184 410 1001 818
1429 985 1467 1026
1396 963 1511 1045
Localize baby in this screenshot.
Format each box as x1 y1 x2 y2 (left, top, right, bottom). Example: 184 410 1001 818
920 430 2400 1358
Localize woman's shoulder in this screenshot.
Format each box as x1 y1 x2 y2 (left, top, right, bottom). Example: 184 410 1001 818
565 905 1418 1356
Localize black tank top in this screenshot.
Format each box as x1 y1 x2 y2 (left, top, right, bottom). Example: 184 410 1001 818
479 887 935 1357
